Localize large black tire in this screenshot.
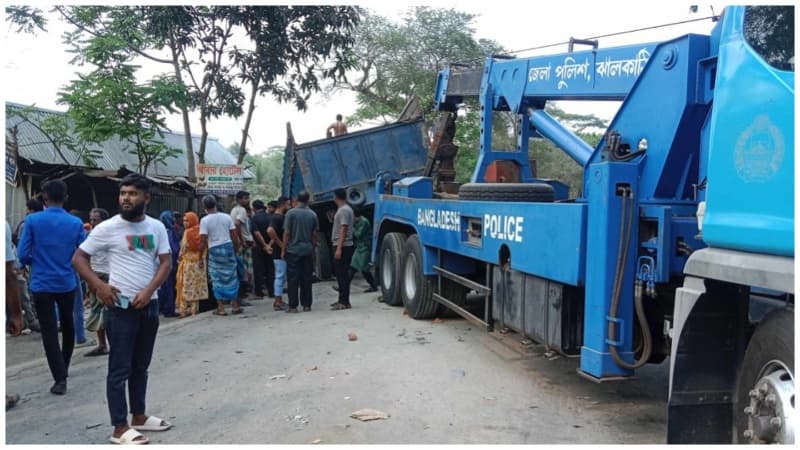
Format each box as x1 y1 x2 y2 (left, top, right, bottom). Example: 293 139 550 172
315 231 333 280
733 309 794 444
458 182 555 202
346 186 366 208
378 233 407 306
400 235 438 320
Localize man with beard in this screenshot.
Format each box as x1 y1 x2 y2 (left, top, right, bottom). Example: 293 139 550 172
17 180 85 395
73 174 173 445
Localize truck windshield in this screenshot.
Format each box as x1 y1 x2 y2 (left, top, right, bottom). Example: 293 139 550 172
743 6 795 72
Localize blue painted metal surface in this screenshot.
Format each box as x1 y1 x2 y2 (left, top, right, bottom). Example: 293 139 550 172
372 6 794 381
529 109 593 166
281 120 429 208
702 6 795 257
373 188 588 286
436 42 660 110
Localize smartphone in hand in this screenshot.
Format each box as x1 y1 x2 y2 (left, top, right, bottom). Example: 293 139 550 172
117 295 131 310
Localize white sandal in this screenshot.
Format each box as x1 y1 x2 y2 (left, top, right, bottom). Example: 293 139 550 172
132 415 172 432
109 428 149 445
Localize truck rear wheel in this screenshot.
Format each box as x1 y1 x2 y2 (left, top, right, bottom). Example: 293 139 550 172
734 309 794 444
378 233 407 306
401 235 438 319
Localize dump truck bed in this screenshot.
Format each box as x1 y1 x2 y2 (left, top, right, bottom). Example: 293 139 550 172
281 119 430 209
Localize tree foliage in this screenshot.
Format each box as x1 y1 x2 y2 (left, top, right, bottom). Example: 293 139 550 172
335 7 500 125
4 5 46 34
7 105 101 167
56 22 186 176
228 142 285 202
229 6 361 164
9 6 361 179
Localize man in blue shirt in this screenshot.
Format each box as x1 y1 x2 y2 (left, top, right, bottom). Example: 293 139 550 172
17 179 85 395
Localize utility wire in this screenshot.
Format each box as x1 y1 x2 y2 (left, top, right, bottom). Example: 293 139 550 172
454 15 719 66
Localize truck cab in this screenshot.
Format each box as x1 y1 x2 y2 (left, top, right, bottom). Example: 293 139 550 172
668 5 794 444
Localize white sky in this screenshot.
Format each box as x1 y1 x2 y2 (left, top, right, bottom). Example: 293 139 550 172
3 1 727 155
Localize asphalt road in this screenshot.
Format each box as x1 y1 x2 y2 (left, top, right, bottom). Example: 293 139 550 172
5 278 669 444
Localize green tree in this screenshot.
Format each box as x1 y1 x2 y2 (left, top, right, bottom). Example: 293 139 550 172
226 142 285 202
9 6 361 178
56 34 186 176
334 7 510 184
336 7 500 124
230 6 361 165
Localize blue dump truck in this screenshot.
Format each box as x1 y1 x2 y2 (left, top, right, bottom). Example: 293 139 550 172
281 112 431 279
369 6 794 444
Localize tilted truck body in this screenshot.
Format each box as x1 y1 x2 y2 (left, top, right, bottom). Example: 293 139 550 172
281 118 429 278
370 6 794 443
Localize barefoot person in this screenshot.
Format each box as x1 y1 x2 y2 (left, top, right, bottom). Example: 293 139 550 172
326 114 348 138
84 208 111 357
73 174 173 445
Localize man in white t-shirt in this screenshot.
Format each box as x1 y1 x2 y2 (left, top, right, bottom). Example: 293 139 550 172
199 195 242 315
73 174 173 445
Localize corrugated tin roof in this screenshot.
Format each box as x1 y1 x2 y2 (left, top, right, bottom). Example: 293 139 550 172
5 102 251 178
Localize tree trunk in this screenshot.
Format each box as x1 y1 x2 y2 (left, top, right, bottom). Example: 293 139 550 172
237 75 260 165
169 35 196 181
198 111 208 165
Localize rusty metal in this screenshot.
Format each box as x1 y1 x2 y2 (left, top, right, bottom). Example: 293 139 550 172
424 112 460 192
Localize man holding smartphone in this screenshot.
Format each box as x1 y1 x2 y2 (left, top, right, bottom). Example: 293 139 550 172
73 174 173 445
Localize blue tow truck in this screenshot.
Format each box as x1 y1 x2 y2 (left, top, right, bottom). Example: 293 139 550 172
370 6 794 444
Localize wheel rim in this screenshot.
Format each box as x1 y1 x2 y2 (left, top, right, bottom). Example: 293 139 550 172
743 359 795 444
381 247 393 290
403 252 418 301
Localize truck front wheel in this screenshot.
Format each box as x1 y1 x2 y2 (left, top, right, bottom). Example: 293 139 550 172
378 233 407 306
734 308 794 444
401 235 438 319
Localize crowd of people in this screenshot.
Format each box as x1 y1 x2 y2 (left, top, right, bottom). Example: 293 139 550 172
6 172 377 443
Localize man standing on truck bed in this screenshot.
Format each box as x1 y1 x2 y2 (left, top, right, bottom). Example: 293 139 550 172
326 114 348 138
330 188 355 311
282 191 318 313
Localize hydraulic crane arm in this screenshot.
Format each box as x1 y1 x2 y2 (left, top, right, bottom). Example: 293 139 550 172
435 42 658 112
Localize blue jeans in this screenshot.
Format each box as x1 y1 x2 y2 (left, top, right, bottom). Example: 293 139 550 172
104 300 159 426
273 259 286 297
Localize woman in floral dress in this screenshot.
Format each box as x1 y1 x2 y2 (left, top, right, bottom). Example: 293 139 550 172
175 212 208 317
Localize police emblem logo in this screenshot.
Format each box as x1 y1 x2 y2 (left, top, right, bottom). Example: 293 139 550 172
734 114 785 183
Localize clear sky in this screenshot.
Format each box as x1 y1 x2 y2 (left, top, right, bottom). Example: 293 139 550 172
3 0 727 155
